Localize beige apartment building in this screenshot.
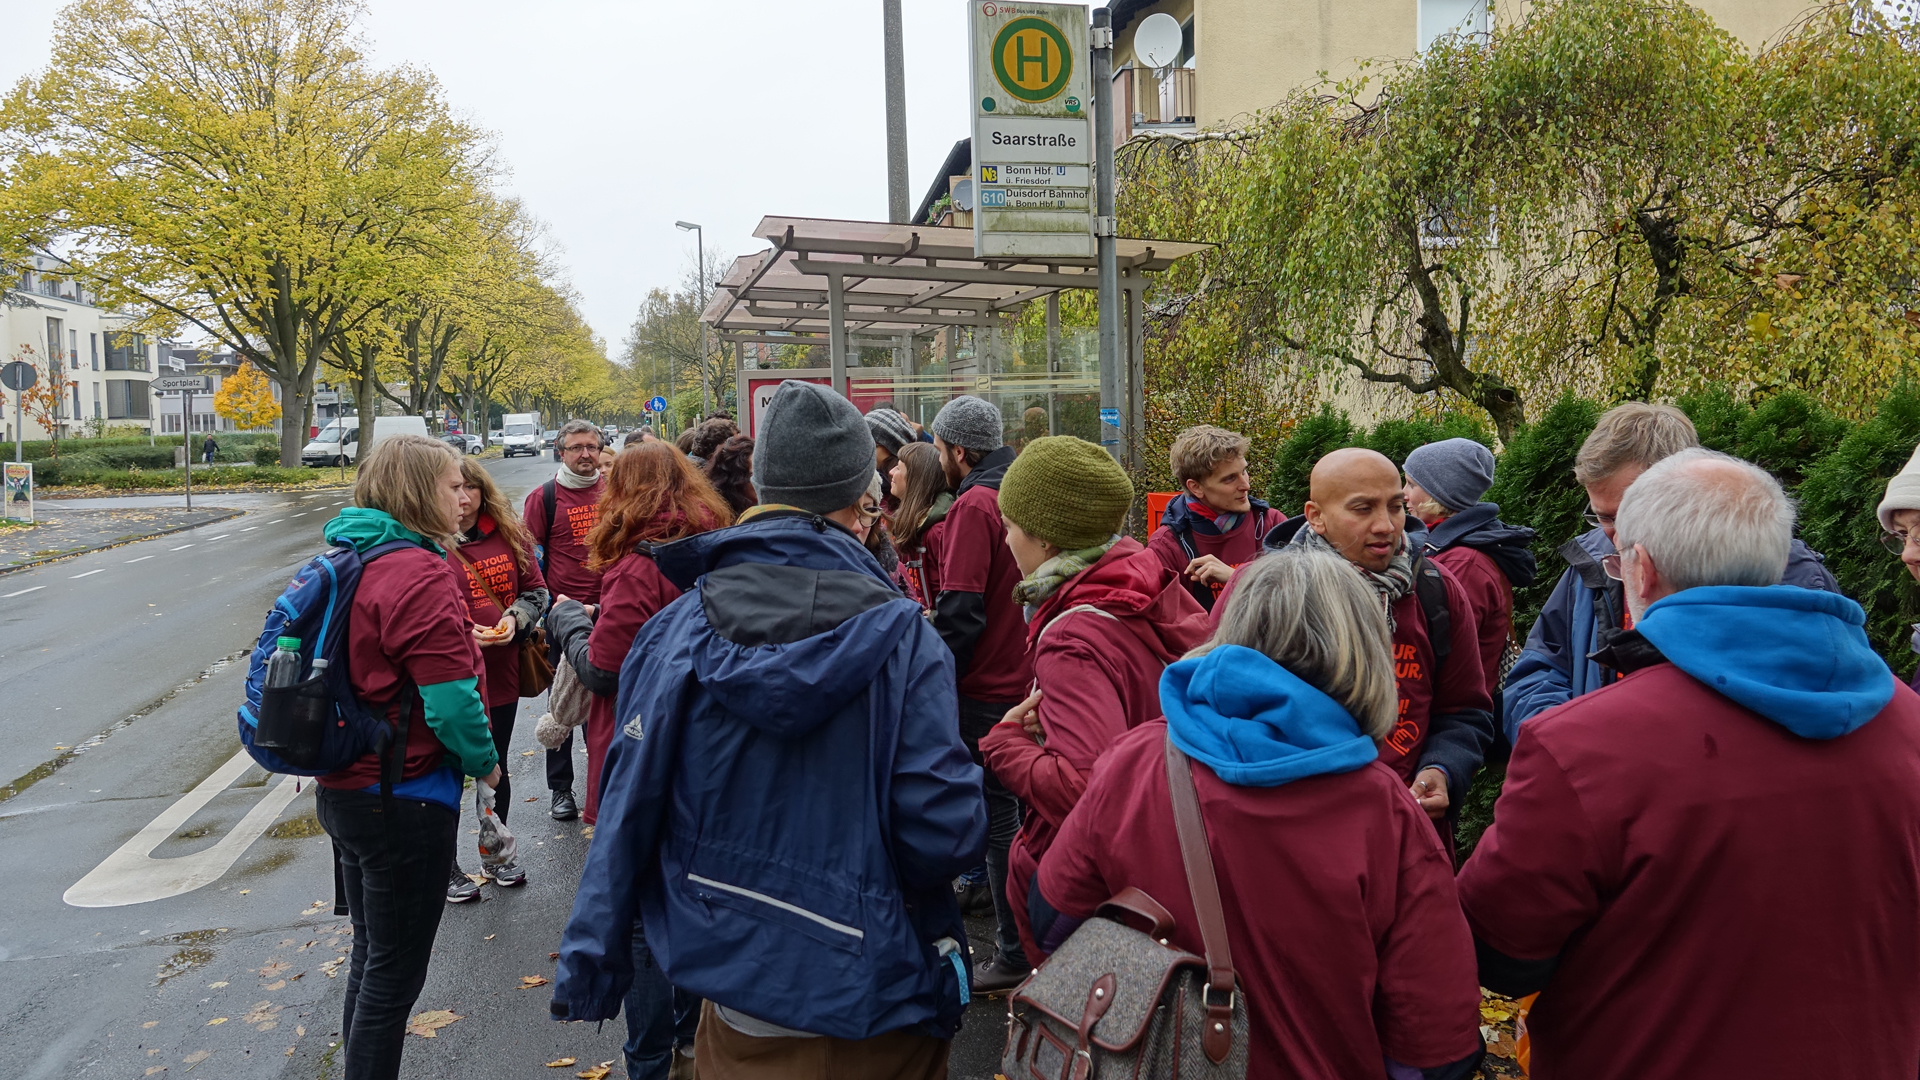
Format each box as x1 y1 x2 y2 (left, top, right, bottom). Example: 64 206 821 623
1109 0 1818 137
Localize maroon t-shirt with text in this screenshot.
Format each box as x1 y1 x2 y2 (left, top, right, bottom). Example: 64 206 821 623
525 475 605 606
449 518 545 707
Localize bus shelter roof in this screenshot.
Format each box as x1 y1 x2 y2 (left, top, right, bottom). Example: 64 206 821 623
701 216 1208 344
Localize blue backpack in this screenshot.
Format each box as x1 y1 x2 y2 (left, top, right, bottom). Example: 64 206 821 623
237 540 419 784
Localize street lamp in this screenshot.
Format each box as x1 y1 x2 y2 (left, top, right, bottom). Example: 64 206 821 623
675 220 712 417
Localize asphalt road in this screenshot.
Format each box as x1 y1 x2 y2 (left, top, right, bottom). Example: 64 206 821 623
0 451 1009 1080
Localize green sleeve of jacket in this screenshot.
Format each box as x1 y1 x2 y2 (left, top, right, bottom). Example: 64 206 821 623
418 677 497 779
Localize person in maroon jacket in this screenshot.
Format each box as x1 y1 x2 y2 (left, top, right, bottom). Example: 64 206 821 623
925 394 1035 991
314 435 499 1080
524 418 607 822
886 441 952 612
1239 448 1494 845
1038 547 1485 1079
1459 449 1920 1079
1402 438 1536 709
445 457 548 897
1147 425 1286 611
979 436 1209 965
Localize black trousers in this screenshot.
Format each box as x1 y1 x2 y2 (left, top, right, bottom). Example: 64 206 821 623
547 728 574 792
488 700 518 823
317 787 457 1080
959 695 1028 970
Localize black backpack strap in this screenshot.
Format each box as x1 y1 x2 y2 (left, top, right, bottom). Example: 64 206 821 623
375 677 418 813
1412 555 1451 679
539 479 558 577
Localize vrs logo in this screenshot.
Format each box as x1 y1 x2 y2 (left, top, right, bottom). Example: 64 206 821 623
991 17 1072 103
981 165 999 183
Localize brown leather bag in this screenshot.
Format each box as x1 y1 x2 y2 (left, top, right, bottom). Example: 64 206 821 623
1000 736 1249 1080
454 549 554 698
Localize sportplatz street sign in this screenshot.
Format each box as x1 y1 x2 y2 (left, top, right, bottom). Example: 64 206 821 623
969 1 1094 259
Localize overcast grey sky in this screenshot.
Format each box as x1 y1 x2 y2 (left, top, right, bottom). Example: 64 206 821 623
0 0 978 352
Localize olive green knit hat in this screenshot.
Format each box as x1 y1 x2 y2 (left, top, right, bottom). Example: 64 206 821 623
999 436 1135 550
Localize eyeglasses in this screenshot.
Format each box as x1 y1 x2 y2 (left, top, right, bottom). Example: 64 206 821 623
1582 503 1617 530
1601 552 1624 581
856 504 883 525
560 442 600 455
1883 530 1920 555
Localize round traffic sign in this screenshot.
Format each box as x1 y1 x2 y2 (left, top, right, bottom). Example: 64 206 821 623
991 17 1073 103
647 396 668 413
0 361 37 392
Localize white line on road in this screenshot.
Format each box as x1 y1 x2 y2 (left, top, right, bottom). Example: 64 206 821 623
264 519 283 525
240 526 258 532
70 569 106 578
205 534 230 541
125 555 154 564
290 512 307 517
169 544 194 550
65 750 306 908
2 586 46 598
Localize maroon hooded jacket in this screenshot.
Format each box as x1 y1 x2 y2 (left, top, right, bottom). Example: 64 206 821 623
981 538 1210 959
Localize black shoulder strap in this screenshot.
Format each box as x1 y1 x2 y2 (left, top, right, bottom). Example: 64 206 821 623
1412 555 1451 676
632 540 657 559
540 479 557 575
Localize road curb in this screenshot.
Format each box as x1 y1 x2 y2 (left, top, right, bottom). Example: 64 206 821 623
0 507 247 577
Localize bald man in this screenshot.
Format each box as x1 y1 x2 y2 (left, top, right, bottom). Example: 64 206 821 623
1216 448 1495 841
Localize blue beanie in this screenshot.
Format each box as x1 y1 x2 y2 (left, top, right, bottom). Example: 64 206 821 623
1403 438 1496 513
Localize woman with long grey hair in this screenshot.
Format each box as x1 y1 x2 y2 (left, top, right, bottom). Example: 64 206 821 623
1032 546 1485 1079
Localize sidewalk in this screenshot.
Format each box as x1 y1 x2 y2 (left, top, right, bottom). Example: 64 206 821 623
0 505 246 573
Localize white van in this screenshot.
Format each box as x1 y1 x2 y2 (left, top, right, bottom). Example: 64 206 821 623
499 411 542 458
301 416 432 467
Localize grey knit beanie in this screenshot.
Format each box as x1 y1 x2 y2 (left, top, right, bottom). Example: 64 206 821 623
865 407 916 456
1403 438 1496 514
930 395 1004 454
1877 443 1920 531
751 380 875 514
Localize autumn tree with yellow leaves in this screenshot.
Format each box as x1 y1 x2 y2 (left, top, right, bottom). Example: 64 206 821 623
212 362 282 431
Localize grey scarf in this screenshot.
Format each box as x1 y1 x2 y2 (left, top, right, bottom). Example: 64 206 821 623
1291 524 1416 630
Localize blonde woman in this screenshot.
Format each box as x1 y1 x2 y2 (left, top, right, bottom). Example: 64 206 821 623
1035 547 1484 1079
315 434 498 1080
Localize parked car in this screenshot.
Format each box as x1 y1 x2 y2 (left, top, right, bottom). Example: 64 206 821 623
439 433 471 455
302 416 432 467
541 429 559 449
457 433 482 454
488 429 503 445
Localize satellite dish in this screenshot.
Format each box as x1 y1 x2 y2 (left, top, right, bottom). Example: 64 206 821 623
952 178 975 212
1135 12 1182 70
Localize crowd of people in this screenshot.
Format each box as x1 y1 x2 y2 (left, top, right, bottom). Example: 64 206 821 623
310 386 1920 1080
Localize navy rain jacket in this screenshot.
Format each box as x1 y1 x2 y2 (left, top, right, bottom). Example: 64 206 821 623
549 510 987 1040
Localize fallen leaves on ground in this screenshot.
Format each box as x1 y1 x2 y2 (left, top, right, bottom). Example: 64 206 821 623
258 960 290 978
518 975 550 989
1478 988 1525 1075
521 749 538 756
205 1017 227 1026
182 1051 209 1064
576 1062 613 1080
406 1010 462 1038
318 958 345 978
465 873 488 885
545 1058 577 1068
142 1021 159 1029
483 934 496 941
206 981 227 989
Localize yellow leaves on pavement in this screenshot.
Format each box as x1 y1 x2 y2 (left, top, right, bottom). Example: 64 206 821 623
518 975 551 989
544 1058 577 1068
406 1010 463 1038
205 1017 227 1026
576 1062 614 1080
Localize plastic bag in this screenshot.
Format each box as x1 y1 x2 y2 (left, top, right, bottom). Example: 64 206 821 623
475 780 517 870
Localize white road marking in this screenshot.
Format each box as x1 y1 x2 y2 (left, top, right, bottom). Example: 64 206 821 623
240 526 258 532
125 555 155 564
70 569 106 579
64 751 306 908
290 512 307 518
2 586 46 598
264 519 283 525
205 534 230 541
170 544 194 550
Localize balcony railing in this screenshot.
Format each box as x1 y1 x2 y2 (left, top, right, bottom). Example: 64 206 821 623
1112 64 1197 145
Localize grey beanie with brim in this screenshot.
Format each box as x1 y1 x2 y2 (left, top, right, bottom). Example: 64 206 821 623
1877 443 1920 531
751 380 876 515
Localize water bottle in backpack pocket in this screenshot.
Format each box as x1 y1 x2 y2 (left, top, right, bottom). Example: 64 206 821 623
238 540 419 777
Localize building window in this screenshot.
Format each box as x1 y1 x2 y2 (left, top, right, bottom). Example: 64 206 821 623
93 383 102 419
90 333 99 370
1419 0 1488 52
106 379 151 420
105 331 149 372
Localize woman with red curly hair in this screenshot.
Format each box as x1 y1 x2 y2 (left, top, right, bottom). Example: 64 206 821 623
546 441 732 825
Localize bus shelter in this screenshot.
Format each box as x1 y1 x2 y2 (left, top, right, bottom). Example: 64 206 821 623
701 216 1206 467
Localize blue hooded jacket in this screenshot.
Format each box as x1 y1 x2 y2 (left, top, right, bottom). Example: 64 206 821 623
1161 645 1379 786
1635 585 1893 739
549 510 987 1040
1503 527 1841 742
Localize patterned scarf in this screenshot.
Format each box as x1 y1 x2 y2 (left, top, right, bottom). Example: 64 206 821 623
1290 523 1416 630
1011 535 1123 610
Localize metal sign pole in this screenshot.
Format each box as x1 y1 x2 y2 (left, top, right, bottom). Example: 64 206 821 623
1092 7 1122 458
183 387 192 510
